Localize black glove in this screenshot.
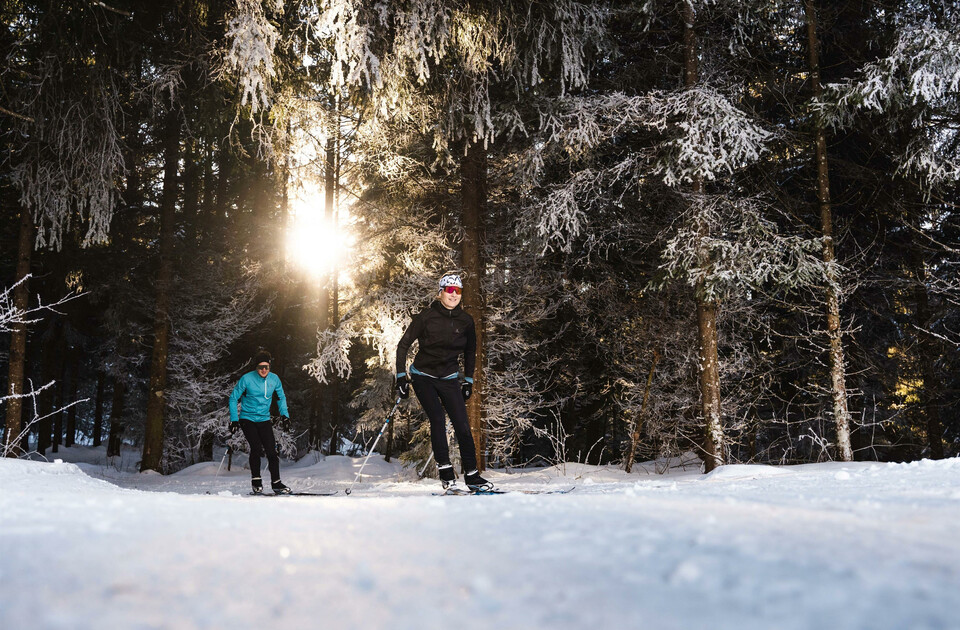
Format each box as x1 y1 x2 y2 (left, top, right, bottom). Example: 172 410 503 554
229 422 238 435
396 374 410 399
279 415 289 423
461 380 473 401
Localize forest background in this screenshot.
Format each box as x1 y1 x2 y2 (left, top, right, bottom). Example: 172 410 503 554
1 0 958 475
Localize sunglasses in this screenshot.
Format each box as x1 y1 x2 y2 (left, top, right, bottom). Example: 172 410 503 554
256 364 270 371
442 286 462 295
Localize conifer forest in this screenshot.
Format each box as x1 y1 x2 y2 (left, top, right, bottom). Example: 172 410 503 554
4 0 960 473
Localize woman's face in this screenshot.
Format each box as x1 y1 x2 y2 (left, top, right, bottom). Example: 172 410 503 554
438 286 462 309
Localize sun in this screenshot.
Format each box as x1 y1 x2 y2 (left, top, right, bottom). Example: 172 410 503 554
286 181 354 278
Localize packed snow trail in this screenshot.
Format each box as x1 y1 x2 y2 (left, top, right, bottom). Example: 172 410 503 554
2 456 959 630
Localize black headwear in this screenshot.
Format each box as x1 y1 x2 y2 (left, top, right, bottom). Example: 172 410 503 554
253 350 272 366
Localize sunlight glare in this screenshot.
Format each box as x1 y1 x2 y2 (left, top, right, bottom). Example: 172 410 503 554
287 181 354 279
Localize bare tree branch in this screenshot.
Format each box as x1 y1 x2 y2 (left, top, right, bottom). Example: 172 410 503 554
0 105 35 123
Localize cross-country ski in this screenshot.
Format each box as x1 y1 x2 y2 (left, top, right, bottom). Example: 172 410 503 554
247 491 339 497
435 487 576 496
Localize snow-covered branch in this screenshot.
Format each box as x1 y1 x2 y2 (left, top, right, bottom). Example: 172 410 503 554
819 23 960 186
304 325 355 384
163 261 273 465
655 196 838 301
517 88 774 250
0 276 81 333
11 56 125 251
221 0 281 115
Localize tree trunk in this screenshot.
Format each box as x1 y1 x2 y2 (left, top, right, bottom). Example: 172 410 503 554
385 412 394 463
182 137 201 248
624 350 659 473
3 205 33 457
106 376 126 457
271 142 295 392
214 140 231 242
683 1 724 472
331 111 342 454
279 127 290 273
313 101 340 449
65 348 79 447
198 431 214 462
697 300 724 468
805 0 854 462
322 121 336 293
913 257 945 459
53 354 66 453
92 371 105 447
461 141 488 471
199 138 215 249
37 323 59 455
306 387 321 453
141 109 180 473
252 159 274 261
328 422 339 456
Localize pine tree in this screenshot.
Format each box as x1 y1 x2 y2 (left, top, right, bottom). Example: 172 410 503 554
803 0 854 462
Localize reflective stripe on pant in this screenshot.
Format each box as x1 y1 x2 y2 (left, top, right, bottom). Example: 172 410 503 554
239 418 280 482
411 375 477 473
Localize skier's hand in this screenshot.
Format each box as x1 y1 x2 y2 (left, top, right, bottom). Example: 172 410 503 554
279 415 289 423
229 422 238 435
396 374 410 399
461 379 473 401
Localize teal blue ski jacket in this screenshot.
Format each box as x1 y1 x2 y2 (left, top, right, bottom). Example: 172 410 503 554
229 371 289 423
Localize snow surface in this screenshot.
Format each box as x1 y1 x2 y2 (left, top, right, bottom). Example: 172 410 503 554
2 448 960 630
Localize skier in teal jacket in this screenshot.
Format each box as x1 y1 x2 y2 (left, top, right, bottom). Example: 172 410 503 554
229 350 291 494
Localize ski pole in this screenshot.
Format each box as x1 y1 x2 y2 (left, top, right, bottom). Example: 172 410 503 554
216 444 234 478
344 397 402 495
418 451 434 479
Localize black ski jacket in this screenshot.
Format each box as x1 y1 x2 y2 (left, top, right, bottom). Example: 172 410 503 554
396 301 476 379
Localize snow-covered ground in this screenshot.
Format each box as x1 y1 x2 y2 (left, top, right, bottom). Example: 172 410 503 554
2 448 959 630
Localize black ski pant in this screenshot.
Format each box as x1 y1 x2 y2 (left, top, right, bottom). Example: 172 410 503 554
239 419 280 482
411 375 478 473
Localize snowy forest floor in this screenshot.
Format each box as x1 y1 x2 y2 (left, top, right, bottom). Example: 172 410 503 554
2 447 959 630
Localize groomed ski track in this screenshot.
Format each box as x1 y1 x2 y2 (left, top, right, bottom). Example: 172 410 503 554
2 453 959 630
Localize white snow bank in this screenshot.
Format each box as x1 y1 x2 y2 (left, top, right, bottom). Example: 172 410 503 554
0 458 123 493
25 443 145 472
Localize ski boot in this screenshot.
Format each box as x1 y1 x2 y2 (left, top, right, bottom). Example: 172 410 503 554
465 470 494 492
438 463 458 490
271 480 292 495
251 477 263 495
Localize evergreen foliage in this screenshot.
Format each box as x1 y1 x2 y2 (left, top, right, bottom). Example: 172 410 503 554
1 0 957 470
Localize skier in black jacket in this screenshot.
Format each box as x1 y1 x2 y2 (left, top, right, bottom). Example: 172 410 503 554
396 272 492 491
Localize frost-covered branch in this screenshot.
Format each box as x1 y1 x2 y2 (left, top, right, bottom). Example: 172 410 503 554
1 380 56 458
319 0 606 162
221 0 282 115
0 276 81 333
518 88 774 250
11 56 125 251
528 88 772 182
655 195 838 301
163 262 273 465
819 23 960 187
304 325 355 384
